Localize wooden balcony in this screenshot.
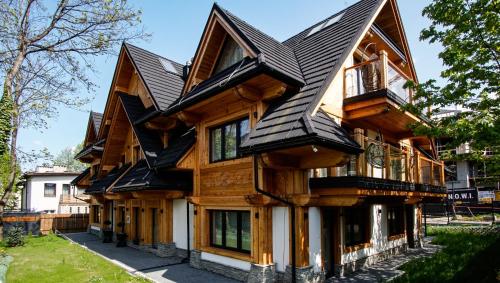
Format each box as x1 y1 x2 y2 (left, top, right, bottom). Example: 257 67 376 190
343 51 426 138
59 194 89 204
309 134 446 203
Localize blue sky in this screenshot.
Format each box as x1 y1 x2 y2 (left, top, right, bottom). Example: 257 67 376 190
19 0 444 171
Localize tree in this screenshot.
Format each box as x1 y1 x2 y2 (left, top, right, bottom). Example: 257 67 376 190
409 0 499 152
0 0 149 204
53 143 87 172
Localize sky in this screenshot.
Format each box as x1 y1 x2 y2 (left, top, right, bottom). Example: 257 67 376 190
18 0 445 171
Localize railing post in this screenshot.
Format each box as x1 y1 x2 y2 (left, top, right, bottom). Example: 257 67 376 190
440 161 445 186
354 128 365 176
385 144 391 180
379 50 389 89
430 162 434 186
415 151 421 184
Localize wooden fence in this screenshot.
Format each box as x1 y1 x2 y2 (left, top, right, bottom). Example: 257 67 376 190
40 214 89 234
2 212 89 235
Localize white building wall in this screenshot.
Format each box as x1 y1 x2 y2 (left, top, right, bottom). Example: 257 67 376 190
272 206 290 272
308 207 322 272
25 175 78 213
341 204 408 265
172 199 194 249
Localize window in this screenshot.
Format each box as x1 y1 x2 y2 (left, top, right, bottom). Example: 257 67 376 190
387 206 405 237
210 118 249 162
44 183 56 197
213 36 244 75
62 184 70 196
210 210 251 253
344 206 370 247
307 12 345 37
92 205 101 223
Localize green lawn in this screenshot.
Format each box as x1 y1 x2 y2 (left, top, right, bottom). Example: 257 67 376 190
394 225 500 283
5 234 149 283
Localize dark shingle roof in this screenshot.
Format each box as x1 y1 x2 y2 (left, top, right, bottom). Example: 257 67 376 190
91 112 103 134
124 43 185 111
74 139 105 160
85 164 131 194
112 160 192 192
215 4 304 84
118 93 164 166
241 0 382 153
70 167 91 186
154 127 196 169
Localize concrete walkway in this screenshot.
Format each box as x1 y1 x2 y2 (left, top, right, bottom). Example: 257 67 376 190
327 239 442 283
64 232 239 283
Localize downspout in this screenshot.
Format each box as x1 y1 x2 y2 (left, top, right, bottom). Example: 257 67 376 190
253 154 296 283
186 200 191 261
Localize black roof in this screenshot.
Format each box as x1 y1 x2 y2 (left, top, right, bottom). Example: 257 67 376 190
123 43 185 111
85 164 131 194
112 160 192 192
240 109 361 154
241 0 382 153
154 127 196 169
70 167 91 186
215 4 304 85
91 112 103 135
74 139 105 160
118 93 164 166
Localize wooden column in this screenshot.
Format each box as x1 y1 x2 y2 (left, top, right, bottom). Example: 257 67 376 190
440 161 445 186
290 206 309 267
385 144 391 180
415 151 421 184
253 206 273 265
379 50 389 89
353 128 365 176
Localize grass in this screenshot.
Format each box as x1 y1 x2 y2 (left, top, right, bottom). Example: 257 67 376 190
5 234 149 283
393 225 500 283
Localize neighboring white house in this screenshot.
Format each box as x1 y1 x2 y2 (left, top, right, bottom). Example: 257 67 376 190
21 166 89 214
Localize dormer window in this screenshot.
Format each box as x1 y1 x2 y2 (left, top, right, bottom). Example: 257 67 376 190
212 36 244 75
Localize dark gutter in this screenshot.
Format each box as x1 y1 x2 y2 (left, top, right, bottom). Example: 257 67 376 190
253 154 296 283
134 110 161 126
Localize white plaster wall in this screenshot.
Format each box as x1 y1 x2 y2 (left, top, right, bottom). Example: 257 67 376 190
172 199 194 249
308 207 322 272
201 252 251 271
272 206 290 272
58 205 89 214
25 175 78 213
341 205 407 264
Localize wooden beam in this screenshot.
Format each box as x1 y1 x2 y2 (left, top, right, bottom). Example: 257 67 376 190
177 111 201 125
261 153 300 169
233 85 261 102
144 119 177 131
262 84 287 101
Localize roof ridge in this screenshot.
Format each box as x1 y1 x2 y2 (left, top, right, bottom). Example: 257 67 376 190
217 5 293 52
123 42 185 69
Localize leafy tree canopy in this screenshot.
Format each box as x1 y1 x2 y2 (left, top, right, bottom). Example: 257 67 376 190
53 143 87 172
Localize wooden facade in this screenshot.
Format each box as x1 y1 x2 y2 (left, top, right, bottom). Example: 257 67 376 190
77 0 446 281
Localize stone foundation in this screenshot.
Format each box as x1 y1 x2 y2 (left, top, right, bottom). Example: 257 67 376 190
189 250 250 281
336 244 408 276
283 265 324 283
127 241 177 257
247 263 276 283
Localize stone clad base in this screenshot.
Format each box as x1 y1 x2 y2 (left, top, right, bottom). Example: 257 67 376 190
283 265 324 283
335 244 408 276
127 241 177 257
190 250 278 282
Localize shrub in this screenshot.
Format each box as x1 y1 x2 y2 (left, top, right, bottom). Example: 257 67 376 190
5 225 25 247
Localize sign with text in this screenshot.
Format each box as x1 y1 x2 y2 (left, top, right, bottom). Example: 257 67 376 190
447 189 478 203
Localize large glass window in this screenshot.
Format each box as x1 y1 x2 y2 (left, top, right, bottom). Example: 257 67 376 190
210 118 249 162
344 207 370 247
44 183 56 197
210 210 251 253
62 184 70 196
213 36 244 75
387 205 405 237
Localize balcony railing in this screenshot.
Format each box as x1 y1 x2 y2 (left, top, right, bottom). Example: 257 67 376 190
60 194 89 203
344 51 413 104
325 134 445 187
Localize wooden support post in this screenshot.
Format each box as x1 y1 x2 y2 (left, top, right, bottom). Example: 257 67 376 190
291 206 309 267
379 50 389 89
430 162 434 186
415 152 421 184
385 144 391 180
353 128 365 176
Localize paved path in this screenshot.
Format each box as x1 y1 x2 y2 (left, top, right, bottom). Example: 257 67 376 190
64 232 239 283
327 239 442 283
426 216 492 226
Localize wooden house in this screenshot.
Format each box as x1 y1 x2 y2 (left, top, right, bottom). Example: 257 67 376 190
74 0 446 281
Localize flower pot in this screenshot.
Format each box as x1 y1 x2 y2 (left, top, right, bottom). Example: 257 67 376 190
116 233 127 247
102 230 113 243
